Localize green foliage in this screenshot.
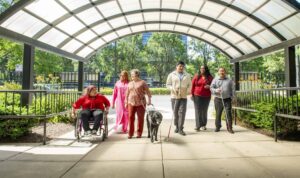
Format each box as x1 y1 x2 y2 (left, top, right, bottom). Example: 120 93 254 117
145 33 187 83
251 102 275 130
0 82 74 139
237 94 299 135
149 88 170 95
99 87 169 95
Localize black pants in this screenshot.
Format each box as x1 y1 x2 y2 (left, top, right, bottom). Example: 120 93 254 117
80 109 103 132
171 98 187 131
214 97 232 129
194 96 211 128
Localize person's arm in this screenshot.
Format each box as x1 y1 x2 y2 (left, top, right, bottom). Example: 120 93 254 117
103 96 111 114
112 83 118 109
125 85 129 108
72 97 84 118
144 81 152 105
166 73 173 90
187 74 192 95
210 79 219 94
191 76 196 96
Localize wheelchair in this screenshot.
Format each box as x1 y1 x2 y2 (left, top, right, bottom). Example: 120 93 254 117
74 110 108 142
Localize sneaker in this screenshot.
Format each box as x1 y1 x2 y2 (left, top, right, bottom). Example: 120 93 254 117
128 136 132 139
179 130 186 136
215 128 220 132
228 129 234 134
194 127 200 131
174 128 179 133
84 130 91 136
202 126 207 130
136 135 141 138
91 130 97 135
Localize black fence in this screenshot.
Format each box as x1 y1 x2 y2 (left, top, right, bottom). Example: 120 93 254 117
0 90 81 144
0 71 164 90
234 87 300 141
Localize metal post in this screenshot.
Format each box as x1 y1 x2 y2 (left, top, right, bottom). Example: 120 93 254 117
234 62 240 91
21 44 34 106
78 62 84 92
114 41 117 84
285 46 296 88
43 117 46 145
274 115 277 142
97 72 101 92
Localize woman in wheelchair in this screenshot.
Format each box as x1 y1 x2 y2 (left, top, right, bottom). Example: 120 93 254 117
72 85 110 135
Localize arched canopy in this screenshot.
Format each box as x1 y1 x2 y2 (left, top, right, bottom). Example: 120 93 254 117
0 0 299 62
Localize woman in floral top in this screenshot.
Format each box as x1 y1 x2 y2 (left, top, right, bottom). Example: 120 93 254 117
125 69 152 139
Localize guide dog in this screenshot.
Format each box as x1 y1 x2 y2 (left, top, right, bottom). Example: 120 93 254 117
146 109 163 143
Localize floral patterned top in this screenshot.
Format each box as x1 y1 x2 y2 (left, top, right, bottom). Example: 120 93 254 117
125 80 151 106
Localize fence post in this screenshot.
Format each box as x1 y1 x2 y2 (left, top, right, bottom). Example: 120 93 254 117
21 44 35 106
274 115 277 142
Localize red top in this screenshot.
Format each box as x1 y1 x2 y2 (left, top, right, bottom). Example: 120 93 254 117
73 94 110 110
191 75 213 97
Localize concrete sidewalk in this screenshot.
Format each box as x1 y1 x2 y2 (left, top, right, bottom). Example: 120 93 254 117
1 95 300 178
1 119 300 178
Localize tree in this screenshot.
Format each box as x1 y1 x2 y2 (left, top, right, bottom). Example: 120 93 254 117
189 38 215 66
0 0 18 13
145 33 187 84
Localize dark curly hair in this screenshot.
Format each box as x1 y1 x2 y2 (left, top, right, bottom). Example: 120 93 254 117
197 65 212 81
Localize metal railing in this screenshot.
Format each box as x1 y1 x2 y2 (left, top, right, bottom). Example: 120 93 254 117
0 90 81 144
234 87 300 141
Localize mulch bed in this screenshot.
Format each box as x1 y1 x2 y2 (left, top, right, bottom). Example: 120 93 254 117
0 123 74 143
236 119 300 141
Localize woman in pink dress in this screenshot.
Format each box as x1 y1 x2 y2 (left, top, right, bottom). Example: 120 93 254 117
112 70 129 133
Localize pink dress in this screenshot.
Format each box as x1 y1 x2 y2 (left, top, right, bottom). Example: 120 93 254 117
112 80 129 132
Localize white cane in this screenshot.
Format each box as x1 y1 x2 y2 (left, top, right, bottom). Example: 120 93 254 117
167 98 176 141
220 89 229 126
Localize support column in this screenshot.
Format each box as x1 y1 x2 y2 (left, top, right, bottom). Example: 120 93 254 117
21 44 34 106
234 62 240 91
78 61 84 92
285 46 296 87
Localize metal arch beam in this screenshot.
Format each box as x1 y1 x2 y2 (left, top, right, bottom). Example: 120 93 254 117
0 0 34 24
0 26 85 61
31 0 283 46
31 8 261 50
84 30 234 60
56 9 261 50
230 36 300 63
209 0 286 41
283 0 300 12
74 21 245 55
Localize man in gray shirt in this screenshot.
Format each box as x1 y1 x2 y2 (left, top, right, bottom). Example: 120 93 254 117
210 67 235 134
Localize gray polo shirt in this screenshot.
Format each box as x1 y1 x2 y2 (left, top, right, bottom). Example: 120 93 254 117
210 76 235 99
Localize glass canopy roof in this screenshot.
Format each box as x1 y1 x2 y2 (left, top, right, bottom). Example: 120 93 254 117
0 0 299 61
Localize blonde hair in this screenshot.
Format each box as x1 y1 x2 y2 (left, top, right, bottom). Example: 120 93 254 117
120 70 129 82
130 69 140 77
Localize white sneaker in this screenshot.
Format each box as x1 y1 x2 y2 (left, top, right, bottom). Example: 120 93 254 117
84 130 91 136
91 130 97 135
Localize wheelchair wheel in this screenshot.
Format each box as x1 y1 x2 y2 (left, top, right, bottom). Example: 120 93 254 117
101 114 108 141
75 117 82 141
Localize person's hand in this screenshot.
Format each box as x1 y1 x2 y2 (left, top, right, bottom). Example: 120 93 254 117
112 104 115 109
190 95 194 101
125 103 128 108
105 109 109 114
71 112 76 119
204 85 210 89
232 98 237 105
216 88 222 93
